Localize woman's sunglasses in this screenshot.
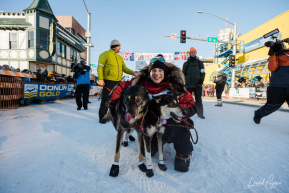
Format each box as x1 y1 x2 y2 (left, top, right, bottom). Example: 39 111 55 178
150 57 165 64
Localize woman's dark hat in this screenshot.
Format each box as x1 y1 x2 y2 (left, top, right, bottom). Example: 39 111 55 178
148 57 166 73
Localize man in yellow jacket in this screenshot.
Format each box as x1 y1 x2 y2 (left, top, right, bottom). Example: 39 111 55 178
97 39 138 123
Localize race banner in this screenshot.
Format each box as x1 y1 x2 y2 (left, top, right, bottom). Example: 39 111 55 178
255 87 267 99
174 52 180 60
67 84 76 97
130 52 134 61
23 82 70 100
186 51 190 59
135 53 173 61
124 52 129 60
181 51 186 60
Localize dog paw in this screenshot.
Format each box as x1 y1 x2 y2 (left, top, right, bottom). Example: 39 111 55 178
158 164 167 171
129 135 135 141
146 169 154 178
109 164 119 177
138 163 147 172
122 141 128 147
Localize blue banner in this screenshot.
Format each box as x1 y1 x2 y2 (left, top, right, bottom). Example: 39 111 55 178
244 35 276 53
23 82 71 100
130 52 134 61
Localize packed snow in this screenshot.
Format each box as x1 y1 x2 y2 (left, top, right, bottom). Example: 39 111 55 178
0 97 288 193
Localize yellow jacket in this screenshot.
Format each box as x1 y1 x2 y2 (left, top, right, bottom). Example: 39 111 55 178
97 49 133 81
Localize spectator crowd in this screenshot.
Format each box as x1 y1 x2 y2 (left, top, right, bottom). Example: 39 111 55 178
0 64 76 83
201 77 268 97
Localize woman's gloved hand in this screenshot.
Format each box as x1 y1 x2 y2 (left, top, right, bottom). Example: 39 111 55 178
98 79 104 86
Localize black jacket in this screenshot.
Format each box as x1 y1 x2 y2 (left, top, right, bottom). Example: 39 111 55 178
36 72 45 82
182 57 205 88
213 73 227 85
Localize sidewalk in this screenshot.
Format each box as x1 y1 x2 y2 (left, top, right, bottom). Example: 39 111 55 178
202 96 289 112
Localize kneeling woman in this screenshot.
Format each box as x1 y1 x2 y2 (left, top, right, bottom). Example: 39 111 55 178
109 56 196 172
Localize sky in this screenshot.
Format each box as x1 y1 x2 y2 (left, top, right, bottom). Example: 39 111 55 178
2 0 289 71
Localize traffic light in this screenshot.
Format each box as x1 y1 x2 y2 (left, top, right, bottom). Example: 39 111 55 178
180 30 186 43
229 55 236 67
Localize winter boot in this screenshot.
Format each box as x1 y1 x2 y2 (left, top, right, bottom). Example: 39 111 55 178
253 110 262 124
198 115 205 119
215 99 222 107
174 153 190 172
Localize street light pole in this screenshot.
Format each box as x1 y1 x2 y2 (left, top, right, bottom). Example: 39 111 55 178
198 11 237 88
83 0 94 67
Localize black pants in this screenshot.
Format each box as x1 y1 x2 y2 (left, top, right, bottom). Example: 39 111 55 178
99 80 120 120
151 118 194 156
216 84 225 100
75 84 90 109
256 86 289 118
187 86 204 116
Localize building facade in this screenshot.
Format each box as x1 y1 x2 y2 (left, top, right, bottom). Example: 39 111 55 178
205 10 289 84
55 15 87 63
0 0 85 75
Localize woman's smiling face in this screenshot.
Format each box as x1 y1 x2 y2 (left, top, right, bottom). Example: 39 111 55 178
149 68 164 84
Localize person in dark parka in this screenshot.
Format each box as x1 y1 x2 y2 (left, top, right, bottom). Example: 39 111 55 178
36 69 45 82
213 71 227 106
183 47 206 119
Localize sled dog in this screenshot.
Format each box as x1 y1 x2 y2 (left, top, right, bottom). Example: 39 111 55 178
103 86 187 177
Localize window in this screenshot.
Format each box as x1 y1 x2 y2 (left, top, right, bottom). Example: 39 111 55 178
66 28 75 35
57 41 61 56
70 49 77 62
28 31 34 48
40 32 48 49
62 44 66 58
57 41 67 58
10 33 17 49
77 34 86 46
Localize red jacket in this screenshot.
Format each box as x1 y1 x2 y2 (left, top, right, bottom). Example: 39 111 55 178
268 51 289 87
109 81 195 109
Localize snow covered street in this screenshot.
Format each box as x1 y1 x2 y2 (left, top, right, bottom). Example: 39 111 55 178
0 97 288 193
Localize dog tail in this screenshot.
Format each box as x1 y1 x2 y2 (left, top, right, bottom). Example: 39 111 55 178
102 110 112 122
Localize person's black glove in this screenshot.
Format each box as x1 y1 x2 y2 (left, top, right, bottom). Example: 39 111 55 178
268 47 275 56
77 63 84 69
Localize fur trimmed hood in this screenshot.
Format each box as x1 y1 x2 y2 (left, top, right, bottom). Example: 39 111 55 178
131 62 186 96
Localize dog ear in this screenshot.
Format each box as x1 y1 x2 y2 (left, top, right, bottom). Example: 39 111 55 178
152 95 162 103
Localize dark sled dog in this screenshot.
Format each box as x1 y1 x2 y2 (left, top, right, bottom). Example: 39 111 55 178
103 85 187 178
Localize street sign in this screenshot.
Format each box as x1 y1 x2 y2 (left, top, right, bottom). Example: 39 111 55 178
90 64 96 67
171 33 177 39
207 37 218 43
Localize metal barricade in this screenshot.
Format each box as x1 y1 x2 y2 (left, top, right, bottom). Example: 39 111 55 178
0 76 23 109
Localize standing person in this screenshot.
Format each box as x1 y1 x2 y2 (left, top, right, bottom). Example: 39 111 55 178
213 71 227 106
73 61 91 110
253 44 289 124
36 69 45 82
109 56 196 172
210 84 215 97
204 85 207 96
183 47 205 119
42 69 48 78
97 39 138 124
